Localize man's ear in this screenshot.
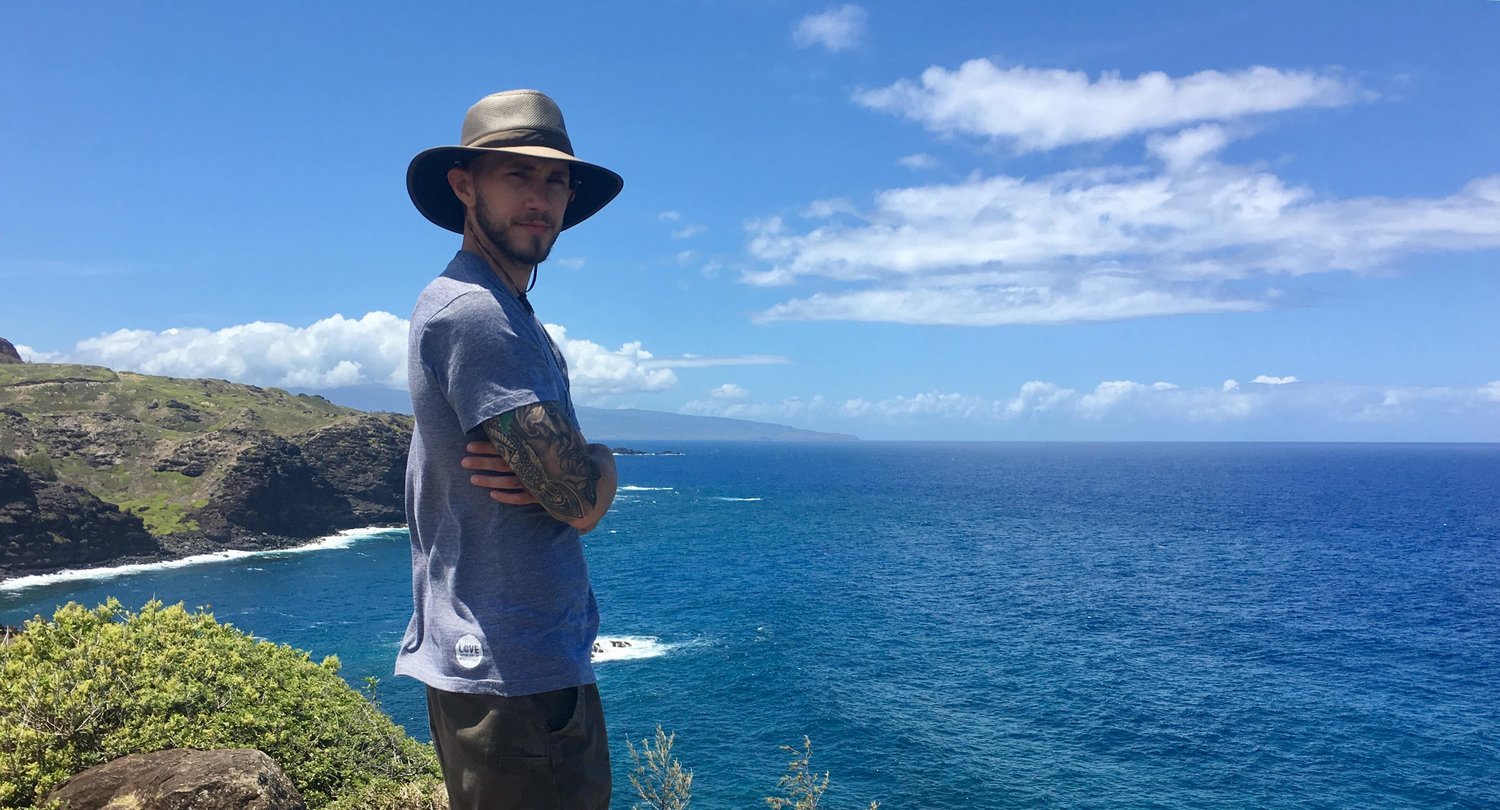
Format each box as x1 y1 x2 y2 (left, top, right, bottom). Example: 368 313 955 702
447 165 476 208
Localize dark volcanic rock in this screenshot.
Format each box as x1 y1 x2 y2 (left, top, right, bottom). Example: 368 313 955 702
0 455 161 575
31 412 149 469
298 413 409 523
45 748 306 810
195 436 358 541
152 428 257 479
0 338 21 364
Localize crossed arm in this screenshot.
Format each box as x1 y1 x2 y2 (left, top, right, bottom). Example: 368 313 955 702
462 400 617 534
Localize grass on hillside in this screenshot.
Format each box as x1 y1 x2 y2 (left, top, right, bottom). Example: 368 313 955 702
1 364 380 538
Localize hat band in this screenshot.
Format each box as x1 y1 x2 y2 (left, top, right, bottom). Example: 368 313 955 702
467 128 575 155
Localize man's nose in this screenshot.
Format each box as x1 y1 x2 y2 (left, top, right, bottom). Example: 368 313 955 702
522 179 560 210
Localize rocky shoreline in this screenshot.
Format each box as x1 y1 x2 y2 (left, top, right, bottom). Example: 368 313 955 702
0 363 412 581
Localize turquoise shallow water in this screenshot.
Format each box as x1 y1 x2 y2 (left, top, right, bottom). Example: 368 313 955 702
4 442 1499 808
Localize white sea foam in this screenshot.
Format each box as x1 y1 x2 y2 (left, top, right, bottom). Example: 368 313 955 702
591 635 671 663
712 497 763 502
618 486 674 492
0 527 402 593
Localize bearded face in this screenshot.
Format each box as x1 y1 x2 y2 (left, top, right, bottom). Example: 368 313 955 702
473 189 560 267
464 154 572 270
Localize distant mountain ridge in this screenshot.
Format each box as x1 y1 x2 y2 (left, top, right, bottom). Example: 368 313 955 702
576 407 857 443
306 384 859 443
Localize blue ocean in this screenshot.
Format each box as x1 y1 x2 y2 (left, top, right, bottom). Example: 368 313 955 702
4 442 1498 808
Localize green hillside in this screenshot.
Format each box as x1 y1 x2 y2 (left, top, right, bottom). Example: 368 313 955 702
0 364 411 576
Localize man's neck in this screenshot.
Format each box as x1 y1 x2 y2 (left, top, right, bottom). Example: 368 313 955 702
462 232 532 299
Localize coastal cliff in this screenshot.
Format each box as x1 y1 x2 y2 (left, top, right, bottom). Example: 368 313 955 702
0 363 411 578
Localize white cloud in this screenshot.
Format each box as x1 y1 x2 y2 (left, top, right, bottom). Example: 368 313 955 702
540 323 677 397
750 59 1500 328
679 377 1500 434
644 354 790 369
659 210 682 222
69 312 410 389
792 4 867 52
684 379 1264 424
554 257 587 269
682 395 828 421
1078 380 1151 418
14 344 64 363
1252 375 1298 385
1004 381 1075 416
745 143 1500 325
35 313 684 400
854 59 1363 151
709 383 750 400
672 225 707 239
803 198 857 219
1147 125 1234 171
898 153 938 169
754 278 1264 326
862 391 989 418
747 59 1500 327
1223 379 1240 392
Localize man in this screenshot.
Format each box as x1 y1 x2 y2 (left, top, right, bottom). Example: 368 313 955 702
397 89 623 809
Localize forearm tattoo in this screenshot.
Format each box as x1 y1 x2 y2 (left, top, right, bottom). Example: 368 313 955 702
482 402 599 520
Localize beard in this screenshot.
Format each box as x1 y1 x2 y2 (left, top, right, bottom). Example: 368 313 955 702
473 193 559 267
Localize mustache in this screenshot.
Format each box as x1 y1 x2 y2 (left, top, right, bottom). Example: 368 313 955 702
515 214 557 228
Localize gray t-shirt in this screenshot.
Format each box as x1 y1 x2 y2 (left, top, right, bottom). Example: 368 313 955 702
395 250 598 697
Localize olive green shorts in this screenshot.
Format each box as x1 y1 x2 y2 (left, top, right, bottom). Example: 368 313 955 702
426 683 610 810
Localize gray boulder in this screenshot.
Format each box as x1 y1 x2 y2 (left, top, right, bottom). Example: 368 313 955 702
45 748 306 810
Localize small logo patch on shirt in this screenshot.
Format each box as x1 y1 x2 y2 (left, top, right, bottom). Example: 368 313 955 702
454 634 484 669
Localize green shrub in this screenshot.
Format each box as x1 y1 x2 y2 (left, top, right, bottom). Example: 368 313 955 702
323 775 449 810
0 600 438 808
16 452 56 482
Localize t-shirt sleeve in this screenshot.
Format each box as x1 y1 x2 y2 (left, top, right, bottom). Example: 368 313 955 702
418 290 563 433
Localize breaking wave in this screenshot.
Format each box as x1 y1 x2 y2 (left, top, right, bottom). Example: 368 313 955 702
591 634 672 663
0 527 403 593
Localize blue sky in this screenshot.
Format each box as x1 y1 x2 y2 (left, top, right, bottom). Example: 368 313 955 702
4 1 1497 441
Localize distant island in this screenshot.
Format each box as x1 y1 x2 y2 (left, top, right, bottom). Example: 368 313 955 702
611 447 685 456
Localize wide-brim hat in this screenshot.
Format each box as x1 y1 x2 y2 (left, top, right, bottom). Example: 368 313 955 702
407 90 623 233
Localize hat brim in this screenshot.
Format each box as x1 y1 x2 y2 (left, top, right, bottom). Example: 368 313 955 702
407 144 623 234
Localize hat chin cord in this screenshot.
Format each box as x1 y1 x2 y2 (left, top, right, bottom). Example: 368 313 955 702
466 209 539 314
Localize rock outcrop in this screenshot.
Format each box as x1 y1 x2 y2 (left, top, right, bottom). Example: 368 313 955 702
45 748 306 810
0 455 162 573
194 434 358 540
0 364 413 578
0 338 21 364
299 413 410 524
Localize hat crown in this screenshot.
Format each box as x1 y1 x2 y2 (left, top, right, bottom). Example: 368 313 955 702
461 90 574 155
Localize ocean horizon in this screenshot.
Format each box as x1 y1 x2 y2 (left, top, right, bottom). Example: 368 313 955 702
4 441 1498 808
